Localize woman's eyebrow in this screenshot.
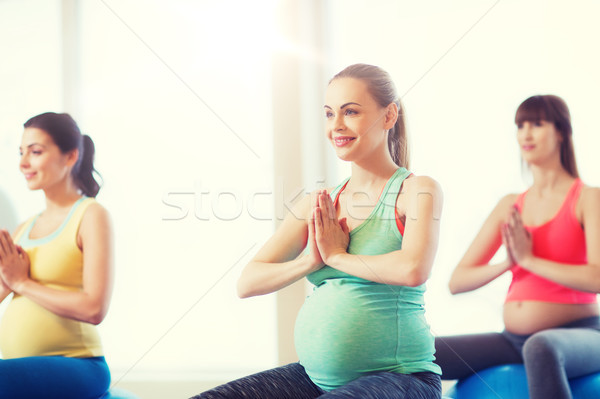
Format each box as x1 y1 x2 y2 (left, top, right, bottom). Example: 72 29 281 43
324 102 362 110
19 143 46 150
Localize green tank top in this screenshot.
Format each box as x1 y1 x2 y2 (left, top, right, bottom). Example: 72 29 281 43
294 167 441 391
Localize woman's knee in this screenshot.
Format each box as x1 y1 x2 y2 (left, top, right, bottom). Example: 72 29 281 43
522 331 563 365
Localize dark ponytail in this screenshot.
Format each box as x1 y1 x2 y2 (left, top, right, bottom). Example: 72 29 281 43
75 134 101 197
24 112 102 197
388 101 409 169
330 63 409 168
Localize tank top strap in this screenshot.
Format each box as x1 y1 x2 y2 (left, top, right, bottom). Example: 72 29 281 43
61 197 96 239
378 167 412 220
331 177 351 206
13 216 36 243
515 190 527 211
566 178 583 215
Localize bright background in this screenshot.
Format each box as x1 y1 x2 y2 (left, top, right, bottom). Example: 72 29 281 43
1 0 600 397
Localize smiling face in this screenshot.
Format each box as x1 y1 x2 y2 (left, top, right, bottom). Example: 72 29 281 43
19 127 77 192
514 95 578 177
516 120 563 166
324 77 396 163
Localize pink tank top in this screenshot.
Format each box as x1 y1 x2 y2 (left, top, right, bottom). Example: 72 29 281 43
506 179 597 304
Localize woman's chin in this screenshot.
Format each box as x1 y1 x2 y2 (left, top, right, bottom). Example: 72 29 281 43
332 148 355 162
25 182 41 191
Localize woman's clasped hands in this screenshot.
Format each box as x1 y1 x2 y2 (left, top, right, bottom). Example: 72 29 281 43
0 230 30 292
306 190 350 270
502 206 534 268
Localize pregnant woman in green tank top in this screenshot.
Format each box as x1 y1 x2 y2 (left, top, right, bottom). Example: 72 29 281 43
193 64 443 399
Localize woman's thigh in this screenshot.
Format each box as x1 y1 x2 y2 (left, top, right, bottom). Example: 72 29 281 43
191 362 324 399
434 332 522 380
321 372 441 399
523 327 600 378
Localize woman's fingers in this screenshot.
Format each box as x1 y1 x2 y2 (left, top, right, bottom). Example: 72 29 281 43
512 207 523 230
503 223 511 246
339 217 349 235
317 191 337 223
325 192 336 220
502 224 516 264
0 230 9 254
314 207 323 233
0 230 16 259
503 223 513 249
309 208 318 242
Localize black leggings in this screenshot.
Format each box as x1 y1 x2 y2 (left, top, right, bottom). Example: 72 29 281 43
191 363 441 399
434 316 600 399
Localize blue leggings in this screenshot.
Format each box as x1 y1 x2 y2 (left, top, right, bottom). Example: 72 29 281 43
435 316 600 399
191 362 441 399
0 356 110 399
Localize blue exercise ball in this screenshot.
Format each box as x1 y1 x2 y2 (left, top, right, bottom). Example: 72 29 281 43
570 371 600 399
444 364 600 399
100 387 141 399
444 364 529 399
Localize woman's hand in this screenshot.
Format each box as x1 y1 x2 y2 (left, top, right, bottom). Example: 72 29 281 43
501 218 516 268
306 192 325 271
503 206 533 267
314 190 350 264
0 230 31 292
1 276 10 291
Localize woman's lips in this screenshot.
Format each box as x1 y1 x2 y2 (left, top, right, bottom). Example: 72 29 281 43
334 136 356 147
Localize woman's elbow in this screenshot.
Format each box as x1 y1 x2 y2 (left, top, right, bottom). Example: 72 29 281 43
237 284 251 299
448 275 470 295
448 281 461 295
237 277 255 299
85 306 108 325
401 263 431 287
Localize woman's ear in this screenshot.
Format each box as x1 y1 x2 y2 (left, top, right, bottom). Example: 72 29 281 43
383 103 399 130
65 148 80 168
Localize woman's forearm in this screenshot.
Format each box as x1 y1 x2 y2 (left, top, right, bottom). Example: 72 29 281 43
15 279 107 325
449 259 513 294
0 284 12 304
237 255 316 298
326 250 433 287
520 256 600 293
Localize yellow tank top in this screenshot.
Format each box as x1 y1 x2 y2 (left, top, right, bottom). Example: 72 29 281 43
0 197 103 359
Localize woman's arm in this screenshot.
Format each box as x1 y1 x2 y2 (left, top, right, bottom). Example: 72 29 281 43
2 204 114 325
237 191 324 298
506 186 600 293
0 222 27 304
0 280 11 304
447 194 517 294
315 176 443 287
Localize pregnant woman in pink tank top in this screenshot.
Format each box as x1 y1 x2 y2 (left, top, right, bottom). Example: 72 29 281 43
435 95 600 399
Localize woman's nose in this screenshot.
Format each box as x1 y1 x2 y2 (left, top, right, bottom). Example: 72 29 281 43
19 154 29 169
333 114 345 131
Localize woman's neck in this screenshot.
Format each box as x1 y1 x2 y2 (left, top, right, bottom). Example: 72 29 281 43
529 165 574 195
42 179 82 213
349 155 399 191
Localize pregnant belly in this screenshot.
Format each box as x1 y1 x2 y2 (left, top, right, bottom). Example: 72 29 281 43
0 295 100 358
503 301 599 335
294 280 400 390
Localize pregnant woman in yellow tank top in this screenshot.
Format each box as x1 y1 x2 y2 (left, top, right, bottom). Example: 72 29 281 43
0 112 113 399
